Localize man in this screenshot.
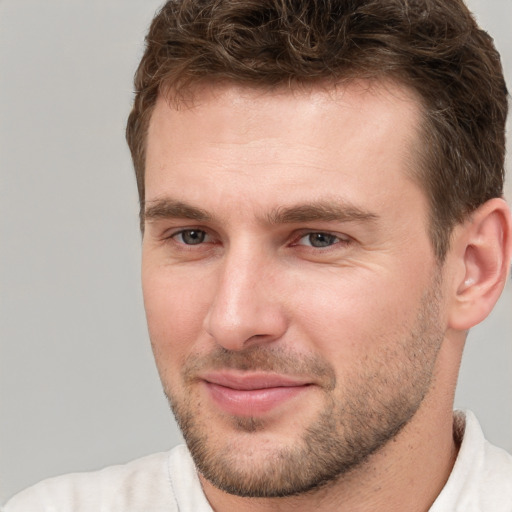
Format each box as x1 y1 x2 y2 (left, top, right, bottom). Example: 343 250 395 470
4 0 511 510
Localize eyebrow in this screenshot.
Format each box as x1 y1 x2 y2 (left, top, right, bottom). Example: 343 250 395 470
144 199 212 222
265 202 379 225
143 198 378 225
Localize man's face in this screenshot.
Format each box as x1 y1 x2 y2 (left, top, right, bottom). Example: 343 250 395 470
142 82 446 497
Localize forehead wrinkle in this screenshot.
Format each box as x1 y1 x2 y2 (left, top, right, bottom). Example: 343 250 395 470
265 202 379 225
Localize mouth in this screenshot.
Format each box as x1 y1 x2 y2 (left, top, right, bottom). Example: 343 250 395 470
200 371 313 416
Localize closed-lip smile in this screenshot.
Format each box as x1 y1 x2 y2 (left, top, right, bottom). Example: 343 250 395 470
200 371 313 416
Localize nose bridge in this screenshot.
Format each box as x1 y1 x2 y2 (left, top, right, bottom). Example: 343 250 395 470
203 240 286 350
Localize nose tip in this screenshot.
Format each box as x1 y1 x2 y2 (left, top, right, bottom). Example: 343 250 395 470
203 263 288 351
204 306 286 351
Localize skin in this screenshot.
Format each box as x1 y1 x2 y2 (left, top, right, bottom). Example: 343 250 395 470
141 81 511 511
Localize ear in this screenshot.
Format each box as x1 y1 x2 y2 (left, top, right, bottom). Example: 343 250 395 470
447 198 512 331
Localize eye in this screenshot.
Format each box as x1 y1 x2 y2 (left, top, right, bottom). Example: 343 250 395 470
172 229 209 245
296 232 344 248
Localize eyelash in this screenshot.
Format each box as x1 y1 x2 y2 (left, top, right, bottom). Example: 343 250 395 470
292 232 350 249
168 228 351 251
171 229 212 246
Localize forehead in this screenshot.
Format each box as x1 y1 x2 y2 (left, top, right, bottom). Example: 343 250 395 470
145 80 424 218
149 79 422 147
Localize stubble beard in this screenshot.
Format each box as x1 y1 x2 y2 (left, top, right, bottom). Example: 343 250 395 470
162 279 444 498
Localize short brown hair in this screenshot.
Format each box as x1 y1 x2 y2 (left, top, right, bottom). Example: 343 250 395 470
126 0 508 259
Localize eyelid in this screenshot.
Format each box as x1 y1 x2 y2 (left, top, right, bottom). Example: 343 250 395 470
170 228 213 244
159 226 352 251
153 224 212 245
292 230 351 246
157 227 220 261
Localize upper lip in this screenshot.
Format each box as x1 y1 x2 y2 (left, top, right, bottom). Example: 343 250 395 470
201 372 312 390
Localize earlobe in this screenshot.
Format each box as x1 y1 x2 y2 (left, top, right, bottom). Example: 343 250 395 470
448 198 512 331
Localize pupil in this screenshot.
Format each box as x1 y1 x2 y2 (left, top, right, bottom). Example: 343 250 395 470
183 230 205 245
309 233 335 247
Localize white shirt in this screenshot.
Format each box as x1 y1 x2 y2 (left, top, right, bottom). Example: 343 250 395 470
3 411 512 511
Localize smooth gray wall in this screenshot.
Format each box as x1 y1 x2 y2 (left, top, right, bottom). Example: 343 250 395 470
0 0 511 504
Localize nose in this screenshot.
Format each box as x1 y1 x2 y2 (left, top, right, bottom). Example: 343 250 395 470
203 248 288 351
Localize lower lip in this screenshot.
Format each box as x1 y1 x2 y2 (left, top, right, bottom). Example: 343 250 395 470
204 382 309 416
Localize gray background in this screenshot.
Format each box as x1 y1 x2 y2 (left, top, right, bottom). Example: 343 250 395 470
0 0 511 504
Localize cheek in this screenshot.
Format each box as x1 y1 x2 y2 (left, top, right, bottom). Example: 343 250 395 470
142 266 212 369
287 267 425 362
